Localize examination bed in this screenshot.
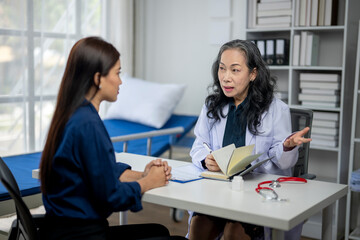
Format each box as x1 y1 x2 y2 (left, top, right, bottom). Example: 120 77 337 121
0 114 197 202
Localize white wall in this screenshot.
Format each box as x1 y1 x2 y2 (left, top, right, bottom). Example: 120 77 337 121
134 0 246 115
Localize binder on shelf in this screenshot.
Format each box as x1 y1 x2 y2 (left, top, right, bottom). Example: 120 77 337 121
256 40 266 62
247 0 257 28
305 0 311 26
305 33 320 66
324 0 339 26
299 31 308 66
299 0 307 26
275 39 289 65
265 39 275 65
292 34 301 66
294 0 300 26
318 0 326 26
311 0 319 26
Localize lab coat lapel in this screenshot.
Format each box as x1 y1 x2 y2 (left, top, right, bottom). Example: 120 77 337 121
214 104 229 149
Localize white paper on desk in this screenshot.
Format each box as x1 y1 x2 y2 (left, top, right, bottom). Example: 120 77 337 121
171 164 203 183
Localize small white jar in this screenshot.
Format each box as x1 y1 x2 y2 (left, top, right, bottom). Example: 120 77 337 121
231 176 244 191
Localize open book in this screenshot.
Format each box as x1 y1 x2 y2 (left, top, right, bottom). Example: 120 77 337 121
200 144 269 180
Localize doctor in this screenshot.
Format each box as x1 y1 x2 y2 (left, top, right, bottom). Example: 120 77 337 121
188 39 311 240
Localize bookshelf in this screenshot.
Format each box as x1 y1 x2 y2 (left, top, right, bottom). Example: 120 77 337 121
345 20 360 240
245 0 360 239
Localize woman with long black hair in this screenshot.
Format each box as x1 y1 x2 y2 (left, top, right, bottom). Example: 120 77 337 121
188 39 311 240
40 37 184 240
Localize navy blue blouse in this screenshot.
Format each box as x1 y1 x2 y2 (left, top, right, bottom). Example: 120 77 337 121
222 98 248 148
43 101 142 220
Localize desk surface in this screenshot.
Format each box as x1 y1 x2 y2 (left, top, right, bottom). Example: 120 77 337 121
116 152 347 232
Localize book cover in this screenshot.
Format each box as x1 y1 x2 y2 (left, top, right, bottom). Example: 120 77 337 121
312 119 339 128
299 93 339 102
312 126 339 136
299 81 340 90
312 138 338 147
253 23 291 28
257 16 291 25
301 101 339 108
200 144 266 180
301 88 339 95
313 111 339 121
258 1 292 11
311 133 339 141
299 73 340 82
257 9 292 17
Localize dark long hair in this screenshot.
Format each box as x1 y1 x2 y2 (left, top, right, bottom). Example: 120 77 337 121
205 39 276 135
40 37 120 193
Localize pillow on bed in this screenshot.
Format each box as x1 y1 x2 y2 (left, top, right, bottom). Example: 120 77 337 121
105 75 186 129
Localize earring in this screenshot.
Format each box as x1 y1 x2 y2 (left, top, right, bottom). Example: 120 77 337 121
98 84 102 89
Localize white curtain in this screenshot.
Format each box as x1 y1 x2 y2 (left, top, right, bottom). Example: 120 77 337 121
100 0 134 117
108 0 134 75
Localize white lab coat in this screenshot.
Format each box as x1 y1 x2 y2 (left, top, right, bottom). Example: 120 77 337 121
188 97 302 240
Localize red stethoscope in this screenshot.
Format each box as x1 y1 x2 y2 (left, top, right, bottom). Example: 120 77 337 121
255 177 307 201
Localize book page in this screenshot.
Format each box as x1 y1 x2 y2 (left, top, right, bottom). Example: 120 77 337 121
228 153 265 176
211 144 236 175
200 170 230 181
227 144 255 174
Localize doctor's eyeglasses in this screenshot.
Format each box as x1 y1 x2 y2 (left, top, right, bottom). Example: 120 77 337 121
255 177 307 201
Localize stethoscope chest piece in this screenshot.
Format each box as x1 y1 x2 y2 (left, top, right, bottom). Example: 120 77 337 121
269 180 281 188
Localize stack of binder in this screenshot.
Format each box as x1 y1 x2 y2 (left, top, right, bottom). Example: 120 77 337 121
253 38 289 66
293 31 320 66
311 111 339 148
299 73 341 108
248 0 292 29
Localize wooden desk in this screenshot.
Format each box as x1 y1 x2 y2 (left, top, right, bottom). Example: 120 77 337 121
116 152 348 240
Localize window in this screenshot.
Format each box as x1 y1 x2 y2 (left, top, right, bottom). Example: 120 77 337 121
0 0 106 156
